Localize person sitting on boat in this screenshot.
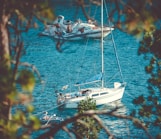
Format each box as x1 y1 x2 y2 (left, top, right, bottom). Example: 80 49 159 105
66 24 72 33
80 89 91 96
88 18 98 26
57 93 65 104
88 19 93 24
78 27 85 33
43 111 50 120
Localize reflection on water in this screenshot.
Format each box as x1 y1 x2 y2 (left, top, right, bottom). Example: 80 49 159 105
99 101 149 138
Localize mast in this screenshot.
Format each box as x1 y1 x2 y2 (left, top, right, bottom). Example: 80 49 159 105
101 0 104 88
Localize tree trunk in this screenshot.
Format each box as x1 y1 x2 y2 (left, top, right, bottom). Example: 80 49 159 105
0 15 10 63
0 4 12 120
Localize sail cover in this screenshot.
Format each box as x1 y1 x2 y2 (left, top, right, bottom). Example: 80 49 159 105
75 73 102 86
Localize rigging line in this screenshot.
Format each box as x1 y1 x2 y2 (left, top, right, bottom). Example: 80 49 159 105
75 38 89 83
106 72 120 84
87 1 97 21
104 0 125 82
125 92 136 99
33 103 64 116
92 3 98 20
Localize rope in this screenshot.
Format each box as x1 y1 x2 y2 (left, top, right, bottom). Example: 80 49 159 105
92 3 98 20
104 0 125 82
75 39 89 84
34 103 64 116
75 2 101 85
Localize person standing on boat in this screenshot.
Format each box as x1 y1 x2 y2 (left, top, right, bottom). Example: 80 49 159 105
54 15 66 36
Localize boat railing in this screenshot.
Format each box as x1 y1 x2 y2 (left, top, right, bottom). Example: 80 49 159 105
45 115 54 125
43 114 64 125
74 80 101 87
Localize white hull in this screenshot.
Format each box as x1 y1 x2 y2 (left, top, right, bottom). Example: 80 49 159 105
39 15 114 40
41 27 113 41
57 82 126 108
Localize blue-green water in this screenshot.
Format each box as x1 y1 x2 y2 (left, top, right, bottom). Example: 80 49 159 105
19 2 158 139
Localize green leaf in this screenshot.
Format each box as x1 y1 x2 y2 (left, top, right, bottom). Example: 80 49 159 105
26 104 34 113
28 115 40 130
133 95 145 105
17 70 35 92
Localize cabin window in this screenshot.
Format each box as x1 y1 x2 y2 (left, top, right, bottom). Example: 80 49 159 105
92 93 99 97
100 92 108 95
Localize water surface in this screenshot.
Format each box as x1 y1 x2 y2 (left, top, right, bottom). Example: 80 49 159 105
21 2 156 139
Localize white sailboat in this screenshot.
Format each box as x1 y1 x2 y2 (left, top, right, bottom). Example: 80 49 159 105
57 0 126 108
40 15 114 40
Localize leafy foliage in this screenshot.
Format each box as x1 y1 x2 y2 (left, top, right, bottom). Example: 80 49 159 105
0 61 41 139
72 98 102 139
132 30 161 137
105 0 161 38
0 0 161 138
17 70 35 93
0 0 55 138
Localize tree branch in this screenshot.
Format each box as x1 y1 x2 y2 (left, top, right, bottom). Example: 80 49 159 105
37 107 153 139
11 60 43 83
